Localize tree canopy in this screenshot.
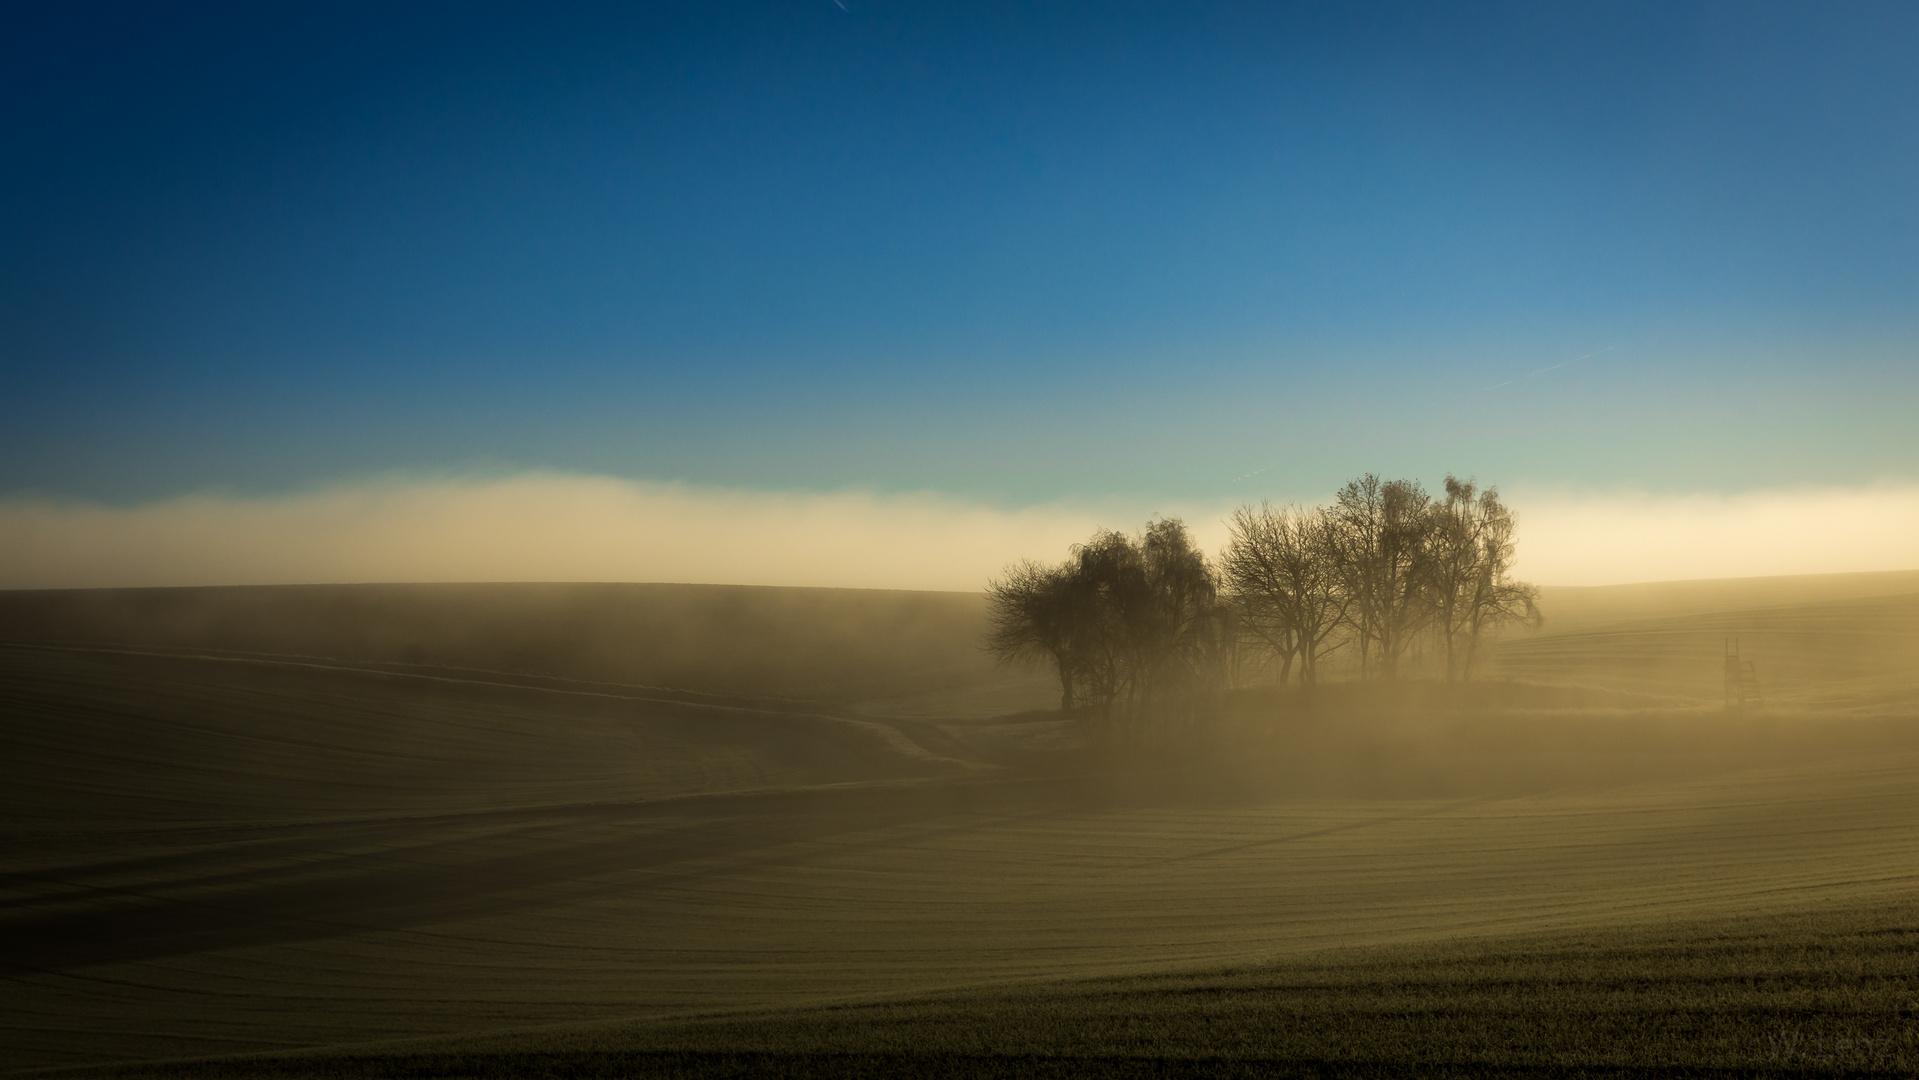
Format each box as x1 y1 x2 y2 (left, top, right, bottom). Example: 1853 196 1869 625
986 475 1540 722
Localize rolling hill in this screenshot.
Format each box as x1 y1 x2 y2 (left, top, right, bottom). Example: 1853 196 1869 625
1493 588 1919 704
5 571 1919 1075
0 582 1023 705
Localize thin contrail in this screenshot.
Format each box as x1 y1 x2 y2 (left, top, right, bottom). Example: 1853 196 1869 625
1453 346 1614 399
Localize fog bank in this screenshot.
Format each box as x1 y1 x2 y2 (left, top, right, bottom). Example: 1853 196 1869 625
0 476 1126 591
1 474 1916 590
1510 484 1919 585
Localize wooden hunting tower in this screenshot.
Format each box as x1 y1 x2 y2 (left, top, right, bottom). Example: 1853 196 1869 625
1724 637 1760 708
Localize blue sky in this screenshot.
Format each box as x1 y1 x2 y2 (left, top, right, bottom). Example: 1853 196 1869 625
3 1 1916 508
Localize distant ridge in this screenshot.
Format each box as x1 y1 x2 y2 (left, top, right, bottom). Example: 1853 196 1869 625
1497 588 1919 701
1534 567 1919 636
0 581 1002 703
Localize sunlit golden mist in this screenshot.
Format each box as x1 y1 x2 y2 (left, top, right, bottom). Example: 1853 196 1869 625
1 474 1915 590
1509 484 1919 585
0 475 1130 591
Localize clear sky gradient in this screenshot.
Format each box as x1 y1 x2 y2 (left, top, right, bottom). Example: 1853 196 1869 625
4 1 1916 513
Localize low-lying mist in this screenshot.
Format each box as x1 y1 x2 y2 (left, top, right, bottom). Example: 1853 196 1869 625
1083 680 1919 804
5 473 1919 590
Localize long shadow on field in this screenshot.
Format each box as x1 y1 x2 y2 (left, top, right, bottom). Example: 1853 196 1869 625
0 779 1086 976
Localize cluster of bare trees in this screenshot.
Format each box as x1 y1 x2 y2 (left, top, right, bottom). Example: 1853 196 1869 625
984 518 1234 715
986 475 1540 716
1224 475 1540 686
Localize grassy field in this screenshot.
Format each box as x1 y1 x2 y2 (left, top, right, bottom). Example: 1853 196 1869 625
110 898 1919 1078
4 575 1919 1076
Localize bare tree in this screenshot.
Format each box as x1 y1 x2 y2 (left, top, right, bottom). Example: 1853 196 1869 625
985 518 1227 722
1425 480 1481 683
1427 477 1541 681
1060 528 1139 711
984 559 1083 710
1134 517 1229 706
1221 501 1350 686
1330 475 1434 680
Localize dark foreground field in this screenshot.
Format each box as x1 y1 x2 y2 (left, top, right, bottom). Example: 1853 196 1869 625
6 577 1919 1076
75 900 1919 1078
